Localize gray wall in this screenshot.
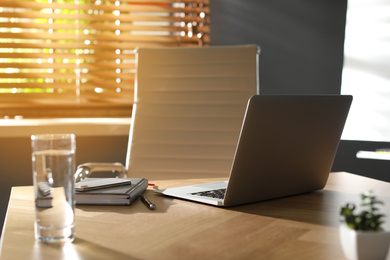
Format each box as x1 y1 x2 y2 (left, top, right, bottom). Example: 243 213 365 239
209 0 347 95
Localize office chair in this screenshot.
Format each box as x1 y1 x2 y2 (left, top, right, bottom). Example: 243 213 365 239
125 45 260 177
75 45 259 181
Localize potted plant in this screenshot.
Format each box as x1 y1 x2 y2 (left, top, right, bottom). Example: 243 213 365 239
339 191 390 260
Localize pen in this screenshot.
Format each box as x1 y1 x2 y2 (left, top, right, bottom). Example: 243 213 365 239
140 195 156 210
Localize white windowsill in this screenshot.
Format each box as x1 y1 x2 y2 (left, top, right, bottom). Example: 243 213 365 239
0 118 131 137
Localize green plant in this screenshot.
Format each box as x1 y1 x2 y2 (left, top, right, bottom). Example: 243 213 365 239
340 191 386 231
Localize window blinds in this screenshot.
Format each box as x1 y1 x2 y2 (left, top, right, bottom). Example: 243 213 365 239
0 0 210 118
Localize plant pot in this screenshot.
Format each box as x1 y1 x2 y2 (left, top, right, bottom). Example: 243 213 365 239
339 224 390 260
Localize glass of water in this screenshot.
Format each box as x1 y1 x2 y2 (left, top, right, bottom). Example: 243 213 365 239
31 134 76 243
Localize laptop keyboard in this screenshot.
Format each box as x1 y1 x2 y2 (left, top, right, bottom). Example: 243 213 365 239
190 188 226 199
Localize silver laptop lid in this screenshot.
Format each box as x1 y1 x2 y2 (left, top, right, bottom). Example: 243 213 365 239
224 95 352 206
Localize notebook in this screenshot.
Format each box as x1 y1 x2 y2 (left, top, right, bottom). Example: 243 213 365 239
75 178 148 205
156 95 352 207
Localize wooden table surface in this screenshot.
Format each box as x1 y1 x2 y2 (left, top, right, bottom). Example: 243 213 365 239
1 172 390 260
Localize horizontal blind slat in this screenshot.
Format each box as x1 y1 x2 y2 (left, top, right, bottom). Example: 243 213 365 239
0 41 204 50
0 22 210 34
0 83 134 91
0 32 205 44
1 11 208 23
0 1 210 14
0 62 137 69
0 0 209 8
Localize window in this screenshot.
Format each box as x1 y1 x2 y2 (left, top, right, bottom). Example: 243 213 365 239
341 0 390 142
0 0 209 118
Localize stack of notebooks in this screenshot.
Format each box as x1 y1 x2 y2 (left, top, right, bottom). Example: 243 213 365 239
75 178 148 205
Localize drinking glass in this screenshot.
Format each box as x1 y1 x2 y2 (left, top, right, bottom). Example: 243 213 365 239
31 134 76 243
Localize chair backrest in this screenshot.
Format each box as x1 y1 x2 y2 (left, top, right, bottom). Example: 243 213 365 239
126 45 260 177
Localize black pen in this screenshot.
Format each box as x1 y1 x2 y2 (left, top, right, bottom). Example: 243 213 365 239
140 195 156 210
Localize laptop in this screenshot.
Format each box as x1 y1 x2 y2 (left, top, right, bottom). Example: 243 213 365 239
156 95 352 207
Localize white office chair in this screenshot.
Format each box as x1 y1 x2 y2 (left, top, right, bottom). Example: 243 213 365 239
125 45 260 177
75 45 259 181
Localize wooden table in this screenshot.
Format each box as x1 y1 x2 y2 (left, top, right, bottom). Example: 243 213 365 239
1 172 390 260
